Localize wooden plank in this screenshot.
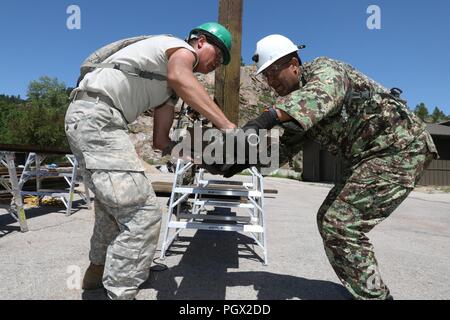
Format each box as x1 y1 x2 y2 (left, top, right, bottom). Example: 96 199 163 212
0 144 70 155
151 181 278 197
214 0 243 125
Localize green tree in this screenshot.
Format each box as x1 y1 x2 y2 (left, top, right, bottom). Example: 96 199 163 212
444 110 450 121
431 106 446 123
27 76 69 109
414 102 429 122
0 76 70 149
0 94 23 105
0 95 26 144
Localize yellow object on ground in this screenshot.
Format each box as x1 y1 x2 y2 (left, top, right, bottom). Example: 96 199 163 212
23 196 64 208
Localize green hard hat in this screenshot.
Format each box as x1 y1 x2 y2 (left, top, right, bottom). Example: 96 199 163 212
189 22 232 65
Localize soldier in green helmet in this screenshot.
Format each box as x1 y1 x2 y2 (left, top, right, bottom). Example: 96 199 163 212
220 34 438 300
65 22 234 300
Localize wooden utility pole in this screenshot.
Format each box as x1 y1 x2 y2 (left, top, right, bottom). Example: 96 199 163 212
215 0 243 125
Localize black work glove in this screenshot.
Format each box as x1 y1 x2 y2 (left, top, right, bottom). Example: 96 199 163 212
200 163 228 175
196 109 281 177
218 109 281 178
162 140 178 157
222 164 251 178
162 139 200 163
243 107 281 131
228 108 280 162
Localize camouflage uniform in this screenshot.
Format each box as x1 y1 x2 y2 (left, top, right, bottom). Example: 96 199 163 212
173 106 200 186
65 99 162 300
276 57 438 300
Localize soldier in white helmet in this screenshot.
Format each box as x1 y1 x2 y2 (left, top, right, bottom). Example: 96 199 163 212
219 34 437 300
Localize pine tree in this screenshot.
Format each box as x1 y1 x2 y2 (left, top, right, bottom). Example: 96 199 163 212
431 106 446 123
414 102 429 122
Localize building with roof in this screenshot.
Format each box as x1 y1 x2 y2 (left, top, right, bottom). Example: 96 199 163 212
302 122 450 186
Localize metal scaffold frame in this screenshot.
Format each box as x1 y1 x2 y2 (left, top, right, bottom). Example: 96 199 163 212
0 152 28 232
18 153 92 217
160 159 268 265
0 151 91 232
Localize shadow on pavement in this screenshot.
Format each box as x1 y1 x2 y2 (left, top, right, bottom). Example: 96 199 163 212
0 224 21 237
0 199 88 237
81 288 108 300
141 230 350 300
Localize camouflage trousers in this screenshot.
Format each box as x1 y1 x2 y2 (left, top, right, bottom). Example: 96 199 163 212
317 131 435 300
65 99 162 300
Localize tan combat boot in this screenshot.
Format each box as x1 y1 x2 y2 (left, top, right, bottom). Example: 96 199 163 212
82 263 105 290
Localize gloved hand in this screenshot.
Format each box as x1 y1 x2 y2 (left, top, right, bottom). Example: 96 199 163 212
215 109 281 177
180 108 280 176
199 163 229 175
162 140 178 157
243 107 281 131
162 138 200 162
221 164 251 178
196 129 251 176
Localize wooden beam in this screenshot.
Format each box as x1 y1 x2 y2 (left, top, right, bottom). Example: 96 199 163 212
0 144 71 155
215 0 243 125
152 181 278 198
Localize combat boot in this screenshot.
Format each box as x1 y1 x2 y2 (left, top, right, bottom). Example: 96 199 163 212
82 263 105 290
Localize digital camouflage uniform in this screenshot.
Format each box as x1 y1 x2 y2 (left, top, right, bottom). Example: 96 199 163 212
276 57 438 300
172 106 199 186
65 100 162 300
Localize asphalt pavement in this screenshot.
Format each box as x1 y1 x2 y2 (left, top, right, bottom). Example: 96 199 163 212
1 174 449 300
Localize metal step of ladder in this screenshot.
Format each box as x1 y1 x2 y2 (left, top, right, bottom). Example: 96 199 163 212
160 159 268 265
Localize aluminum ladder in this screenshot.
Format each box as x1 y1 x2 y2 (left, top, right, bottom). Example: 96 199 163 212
160 159 268 265
17 153 92 217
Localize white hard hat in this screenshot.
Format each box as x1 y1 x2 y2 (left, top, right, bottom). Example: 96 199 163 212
252 34 303 75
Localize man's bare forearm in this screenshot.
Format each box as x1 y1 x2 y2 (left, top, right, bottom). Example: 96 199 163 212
168 71 235 130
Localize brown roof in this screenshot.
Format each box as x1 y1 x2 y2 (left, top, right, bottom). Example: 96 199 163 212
426 124 450 137
439 120 450 126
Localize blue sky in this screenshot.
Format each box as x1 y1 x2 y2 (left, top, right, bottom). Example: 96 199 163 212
0 0 449 115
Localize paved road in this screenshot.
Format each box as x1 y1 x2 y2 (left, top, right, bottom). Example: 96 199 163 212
1 174 449 300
